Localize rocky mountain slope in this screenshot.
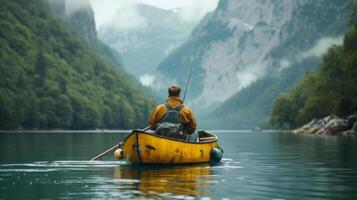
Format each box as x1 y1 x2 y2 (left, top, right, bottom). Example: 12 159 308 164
153 0 355 129
98 4 197 79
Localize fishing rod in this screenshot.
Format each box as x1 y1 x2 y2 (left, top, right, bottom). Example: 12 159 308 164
182 64 194 103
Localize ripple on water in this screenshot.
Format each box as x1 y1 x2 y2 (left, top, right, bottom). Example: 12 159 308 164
0 160 127 173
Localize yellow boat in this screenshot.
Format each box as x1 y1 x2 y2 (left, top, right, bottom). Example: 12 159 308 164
121 130 223 164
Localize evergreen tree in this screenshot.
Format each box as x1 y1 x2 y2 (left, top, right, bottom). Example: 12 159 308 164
270 6 357 128
0 0 155 130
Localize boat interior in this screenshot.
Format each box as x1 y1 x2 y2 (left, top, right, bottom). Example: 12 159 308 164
198 131 217 142
139 129 217 143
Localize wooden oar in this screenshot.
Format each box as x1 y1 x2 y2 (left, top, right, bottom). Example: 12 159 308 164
90 142 123 161
90 126 151 161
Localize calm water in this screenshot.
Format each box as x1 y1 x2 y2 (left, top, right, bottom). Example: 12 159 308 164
1 131 357 200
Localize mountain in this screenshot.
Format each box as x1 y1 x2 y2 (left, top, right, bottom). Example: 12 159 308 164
270 9 357 128
203 57 321 129
97 4 197 79
152 0 355 129
0 0 155 130
48 0 163 103
47 0 124 72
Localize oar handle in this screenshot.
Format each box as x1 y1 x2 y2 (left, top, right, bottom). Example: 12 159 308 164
139 126 152 132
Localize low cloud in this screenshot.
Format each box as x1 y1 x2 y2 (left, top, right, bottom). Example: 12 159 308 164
164 43 181 56
90 0 218 30
279 35 344 69
109 3 147 30
236 71 258 89
47 0 91 16
301 36 344 59
90 0 146 30
139 74 155 86
279 59 291 69
65 0 90 15
178 0 219 23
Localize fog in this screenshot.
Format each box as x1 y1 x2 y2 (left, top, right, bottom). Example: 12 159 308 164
301 36 344 59
64 0 90 15
89 0 218 30
46 0 91 16
280 35 344 69
139 74 155 87
52 0 218 30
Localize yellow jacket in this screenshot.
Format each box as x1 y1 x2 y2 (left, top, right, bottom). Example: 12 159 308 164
148 97 197 134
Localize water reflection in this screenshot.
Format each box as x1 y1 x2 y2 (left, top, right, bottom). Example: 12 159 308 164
270 133 357 167
114 165 213 198
2 132 357 199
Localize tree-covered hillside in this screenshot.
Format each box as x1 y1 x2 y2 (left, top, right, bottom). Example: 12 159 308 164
47 0 125 73
201 57 321 129
0 0 155 130
270 7 357 128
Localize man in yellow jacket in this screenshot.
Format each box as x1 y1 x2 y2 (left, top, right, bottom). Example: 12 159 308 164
148 84 197 141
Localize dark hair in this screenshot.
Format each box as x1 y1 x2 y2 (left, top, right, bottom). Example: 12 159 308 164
168 84 181 97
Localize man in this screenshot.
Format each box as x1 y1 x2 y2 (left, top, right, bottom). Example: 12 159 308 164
148 84 198 141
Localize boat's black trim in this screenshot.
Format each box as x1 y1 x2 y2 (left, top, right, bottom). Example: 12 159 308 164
135 131 142 163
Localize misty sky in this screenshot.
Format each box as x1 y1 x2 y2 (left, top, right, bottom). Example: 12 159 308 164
90 0 219 30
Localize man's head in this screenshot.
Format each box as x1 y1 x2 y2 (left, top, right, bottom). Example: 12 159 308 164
168 84 181 97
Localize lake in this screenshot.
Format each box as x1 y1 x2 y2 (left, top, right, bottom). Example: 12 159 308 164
1 131 357 199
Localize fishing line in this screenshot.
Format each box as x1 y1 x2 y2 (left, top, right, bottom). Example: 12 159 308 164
182 64 194 103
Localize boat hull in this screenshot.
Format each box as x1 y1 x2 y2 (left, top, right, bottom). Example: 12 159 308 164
123 130 220 164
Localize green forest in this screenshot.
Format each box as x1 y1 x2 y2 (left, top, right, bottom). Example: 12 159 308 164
0 0 155 130
270 7 357 128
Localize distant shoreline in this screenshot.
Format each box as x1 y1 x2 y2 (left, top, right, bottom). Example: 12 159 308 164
0 130 133 134
0 129 279 134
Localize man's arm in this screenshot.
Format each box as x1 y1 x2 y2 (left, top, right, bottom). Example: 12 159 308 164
182 107 196 134
188 110 197 134
148 107 158 127
148 105 166 127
